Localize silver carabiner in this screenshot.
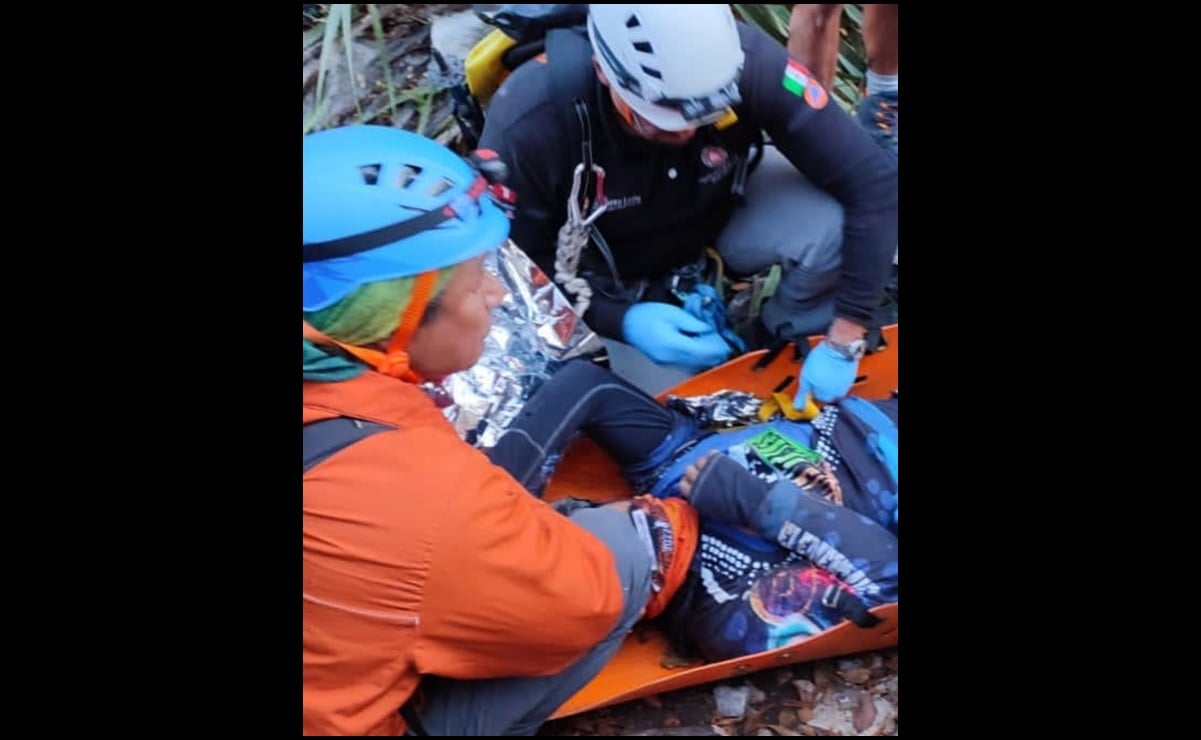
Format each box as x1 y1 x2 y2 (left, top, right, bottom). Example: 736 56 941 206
568 162 609 228
568 163 585 226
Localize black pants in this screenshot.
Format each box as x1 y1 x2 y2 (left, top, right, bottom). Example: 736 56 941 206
484 359 679 496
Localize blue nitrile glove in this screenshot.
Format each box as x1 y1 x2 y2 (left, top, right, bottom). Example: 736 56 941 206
796 341 858 405
622 302 733 370
680 284 747 355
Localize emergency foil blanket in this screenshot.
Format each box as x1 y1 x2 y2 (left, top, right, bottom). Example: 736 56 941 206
423 239 605 448
424 240 765 448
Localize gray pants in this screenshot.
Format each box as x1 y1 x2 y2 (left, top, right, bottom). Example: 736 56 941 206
414 506 653 736
601 337 696 397
605 146 845 394
715 145 845 341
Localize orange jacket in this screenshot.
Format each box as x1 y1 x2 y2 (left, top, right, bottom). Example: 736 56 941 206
303 370 627 735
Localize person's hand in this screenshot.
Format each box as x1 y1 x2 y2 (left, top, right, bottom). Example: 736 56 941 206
622 302 732 370
796 341 858 405
678 450 720 499
794 461 843 505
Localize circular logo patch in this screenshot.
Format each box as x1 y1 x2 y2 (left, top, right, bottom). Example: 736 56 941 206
701 146 728 168
803 79 829 109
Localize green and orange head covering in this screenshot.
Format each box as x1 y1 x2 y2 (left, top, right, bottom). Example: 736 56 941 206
302 269 456 383
303 125 509 382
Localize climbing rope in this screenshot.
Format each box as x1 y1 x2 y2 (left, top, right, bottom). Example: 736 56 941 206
554 161 607 316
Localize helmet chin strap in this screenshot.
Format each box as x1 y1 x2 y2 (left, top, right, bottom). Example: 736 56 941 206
302 269 440 383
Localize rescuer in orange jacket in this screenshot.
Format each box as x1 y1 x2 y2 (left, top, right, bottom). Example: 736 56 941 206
303 125 705 736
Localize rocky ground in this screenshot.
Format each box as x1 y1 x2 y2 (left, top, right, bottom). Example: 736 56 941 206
539 650 898 737
303 6 897 735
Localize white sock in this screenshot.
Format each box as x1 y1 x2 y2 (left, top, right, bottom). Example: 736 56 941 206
866 70 898 97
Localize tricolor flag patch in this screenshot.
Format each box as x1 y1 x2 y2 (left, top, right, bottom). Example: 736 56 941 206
783 60 809 97
782 60 829 109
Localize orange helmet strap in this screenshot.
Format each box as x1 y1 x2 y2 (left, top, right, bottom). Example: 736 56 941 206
302 269 441 384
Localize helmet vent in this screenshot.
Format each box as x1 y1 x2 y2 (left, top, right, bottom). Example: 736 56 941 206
428 177 455 197
359 164 382 185
640 65 662 79
395 164 423 188
633 41 653 54
625 14 641 29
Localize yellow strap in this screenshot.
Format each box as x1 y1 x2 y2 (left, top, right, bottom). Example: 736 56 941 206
758 391 822 423
704 246 726 295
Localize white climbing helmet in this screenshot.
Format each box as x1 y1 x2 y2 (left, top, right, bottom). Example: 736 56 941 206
587 4 745 132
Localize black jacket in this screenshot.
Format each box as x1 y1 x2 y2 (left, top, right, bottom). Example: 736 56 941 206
479 21 898 340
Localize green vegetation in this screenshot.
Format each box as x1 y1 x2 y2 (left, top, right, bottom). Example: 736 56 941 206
302 4 869 137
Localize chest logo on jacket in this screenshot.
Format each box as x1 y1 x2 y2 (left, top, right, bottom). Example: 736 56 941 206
698 148 740 186
603 194 643 213
701 146 728 169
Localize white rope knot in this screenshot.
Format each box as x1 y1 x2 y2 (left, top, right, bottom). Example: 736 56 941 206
553 163 607 317
555 219 593 316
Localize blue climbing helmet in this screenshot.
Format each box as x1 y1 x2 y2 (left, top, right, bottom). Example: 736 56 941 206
303 125 510 312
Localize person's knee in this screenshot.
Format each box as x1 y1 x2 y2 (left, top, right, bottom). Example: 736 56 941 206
717 149 844 276
567 506 653 631
791 218 843 273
